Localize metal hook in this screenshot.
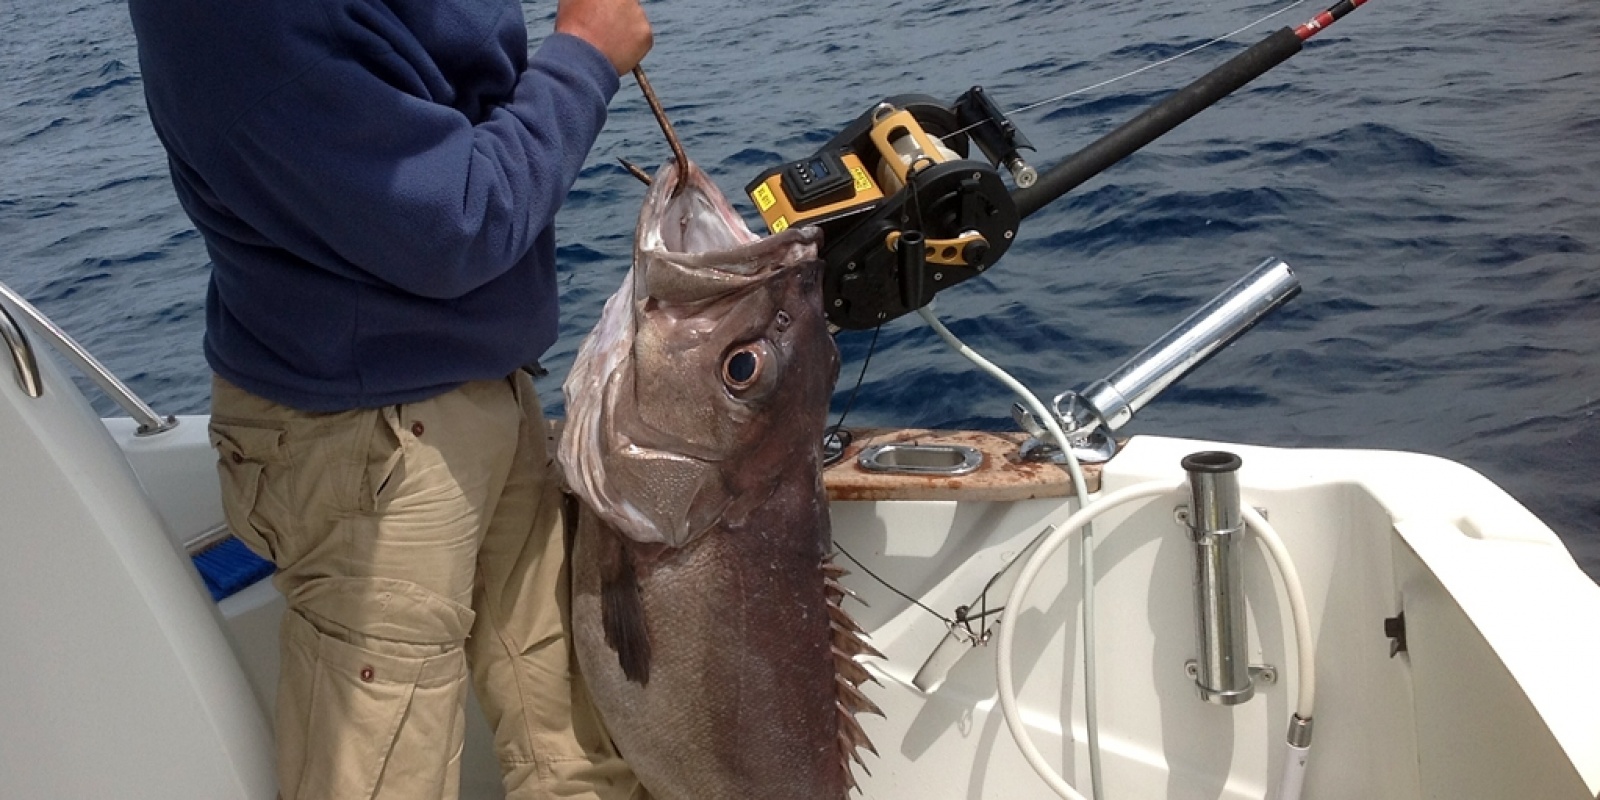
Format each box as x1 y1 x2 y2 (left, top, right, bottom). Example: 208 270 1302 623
617 157 653 186
631 65 688 195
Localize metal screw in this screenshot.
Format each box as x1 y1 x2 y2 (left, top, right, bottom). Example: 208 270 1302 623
1186 660 1278 685
847 262 858 271
933 272 943 281
1176 504 1270 525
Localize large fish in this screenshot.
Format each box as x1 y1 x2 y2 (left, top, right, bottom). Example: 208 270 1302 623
558 158 879 799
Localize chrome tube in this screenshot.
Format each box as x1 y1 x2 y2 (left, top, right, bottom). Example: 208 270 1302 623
1 300 41 397
1183 450 1254 706
0 281 176 435
1060 258 1299 433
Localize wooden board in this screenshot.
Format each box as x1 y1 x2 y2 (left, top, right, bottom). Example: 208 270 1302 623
823 428 1098 502
547 421 1097 503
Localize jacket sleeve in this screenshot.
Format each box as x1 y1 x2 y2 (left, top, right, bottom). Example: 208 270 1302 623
218 32 621 300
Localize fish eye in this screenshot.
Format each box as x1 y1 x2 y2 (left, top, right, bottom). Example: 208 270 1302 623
724 349 759 386
722 342 771 394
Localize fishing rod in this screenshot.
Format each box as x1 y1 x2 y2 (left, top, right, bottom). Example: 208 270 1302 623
1014 0 1371 218
744 0 1376 331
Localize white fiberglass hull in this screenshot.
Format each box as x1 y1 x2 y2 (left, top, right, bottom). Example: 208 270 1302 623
3 336 1597 799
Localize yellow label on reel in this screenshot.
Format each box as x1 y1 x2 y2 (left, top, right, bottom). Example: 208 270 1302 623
850 166 874 193
752 183 777 213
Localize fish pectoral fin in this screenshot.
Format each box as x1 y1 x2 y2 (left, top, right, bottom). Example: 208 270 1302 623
601 540 652 686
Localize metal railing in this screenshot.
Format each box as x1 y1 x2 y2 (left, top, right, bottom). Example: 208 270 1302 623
1 298 41 398
0 279 178 436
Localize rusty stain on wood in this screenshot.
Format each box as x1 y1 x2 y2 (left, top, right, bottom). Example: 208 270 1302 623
548 420 1099 503
823 428 1098 502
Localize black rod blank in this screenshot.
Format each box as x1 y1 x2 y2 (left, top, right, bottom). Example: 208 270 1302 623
1012 26 1305 220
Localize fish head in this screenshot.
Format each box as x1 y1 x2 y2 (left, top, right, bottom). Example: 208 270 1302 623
561 160 840 548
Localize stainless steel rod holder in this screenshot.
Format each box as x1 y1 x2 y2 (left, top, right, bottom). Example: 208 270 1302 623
1183 450 1254 706
1060 257 1299 433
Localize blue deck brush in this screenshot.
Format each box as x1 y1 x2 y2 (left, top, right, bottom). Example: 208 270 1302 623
191 535 275 602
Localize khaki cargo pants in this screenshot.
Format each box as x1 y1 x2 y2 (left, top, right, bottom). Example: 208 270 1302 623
209 373 642 800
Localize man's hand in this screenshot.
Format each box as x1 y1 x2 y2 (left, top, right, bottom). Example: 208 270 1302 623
556 0 653 76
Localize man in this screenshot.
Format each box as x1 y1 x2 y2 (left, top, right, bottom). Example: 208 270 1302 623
126 0 653 797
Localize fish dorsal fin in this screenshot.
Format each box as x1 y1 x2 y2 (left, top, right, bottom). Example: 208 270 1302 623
824 557 883 793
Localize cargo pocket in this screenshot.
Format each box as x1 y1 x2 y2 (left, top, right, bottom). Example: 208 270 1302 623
365 406 407 512
278 612 468 800
209 420 287 564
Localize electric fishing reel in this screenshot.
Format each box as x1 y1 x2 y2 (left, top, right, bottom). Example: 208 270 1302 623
744 1 1374 331
745 89 1036 330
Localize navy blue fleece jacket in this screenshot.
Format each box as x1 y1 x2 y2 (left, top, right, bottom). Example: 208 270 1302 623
128 0 621 410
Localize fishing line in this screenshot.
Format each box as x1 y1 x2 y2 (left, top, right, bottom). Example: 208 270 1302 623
828 171 1024 642
939 0 1311 143
823 323 882 461
833 539 1004 645
834 536 1010 643
832 541 957 627
822 162 928 457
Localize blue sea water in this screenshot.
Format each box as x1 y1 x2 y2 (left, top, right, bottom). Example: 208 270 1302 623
3 0 1599 581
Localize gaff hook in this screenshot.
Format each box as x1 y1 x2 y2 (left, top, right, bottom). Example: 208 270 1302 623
631 65 689 195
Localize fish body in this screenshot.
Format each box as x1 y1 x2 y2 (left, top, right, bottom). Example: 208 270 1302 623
559 160 874 799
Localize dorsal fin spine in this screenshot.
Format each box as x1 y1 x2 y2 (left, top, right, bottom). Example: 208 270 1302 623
825 555 882 795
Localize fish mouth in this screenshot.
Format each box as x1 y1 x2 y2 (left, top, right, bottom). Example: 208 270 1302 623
638 160 821 263
634 159 823 306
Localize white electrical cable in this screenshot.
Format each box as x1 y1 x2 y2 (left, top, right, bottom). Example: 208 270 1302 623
996 480 1182 800
916 306 1105 800
1242 506 1315 717
1244 507 1316 800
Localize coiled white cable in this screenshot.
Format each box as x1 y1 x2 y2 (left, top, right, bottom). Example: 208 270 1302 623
995 484 1318 799
996 480 1182 800
915 306 1316 799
